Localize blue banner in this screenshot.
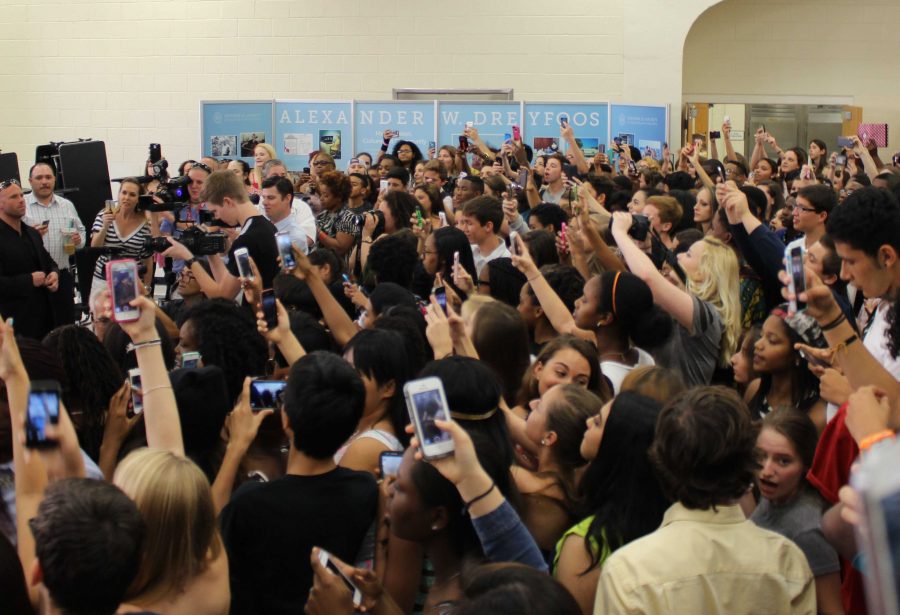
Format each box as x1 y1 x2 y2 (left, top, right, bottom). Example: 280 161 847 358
524 103 609 158
437 102 522 151
201 101 273 163
609 104 668 159
354 101 436 161
274 101 353 171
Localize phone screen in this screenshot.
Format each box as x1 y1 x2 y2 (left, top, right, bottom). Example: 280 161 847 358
109 261 139 321
380 452 403 478
559 115 568 127
317 549 362 606
181 352 201 369
235 249 253 279
458 135 469 152
433 287 447 314
788 247 806 311
250 379 287 411
129 369 143 415
261 290 278 329
276 234 296 270
26 382 60 448
409 385 452 449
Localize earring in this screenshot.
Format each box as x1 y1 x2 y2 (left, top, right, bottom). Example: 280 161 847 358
540 438 547 446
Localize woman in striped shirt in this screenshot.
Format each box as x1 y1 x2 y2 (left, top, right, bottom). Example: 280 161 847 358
90 178 153 298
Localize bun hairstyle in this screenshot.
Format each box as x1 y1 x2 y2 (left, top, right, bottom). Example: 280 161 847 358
596 271 672 350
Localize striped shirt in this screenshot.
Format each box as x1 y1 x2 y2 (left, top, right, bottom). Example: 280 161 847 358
23 194 86 270
90 211 152 279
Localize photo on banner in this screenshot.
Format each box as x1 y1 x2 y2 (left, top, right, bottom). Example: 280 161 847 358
523 103 609 159
274 101 353 171
354 101 437 161
609 104 668 161
437 102 523 151
201 101 274 164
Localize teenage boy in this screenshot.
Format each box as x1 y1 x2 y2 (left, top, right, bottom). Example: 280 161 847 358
384 167 410 192
459 196 510 275
788 184 836 251
596 387 814 614
164 170 279 305
540 153 567 204
453 175 484 211
220 351 377 615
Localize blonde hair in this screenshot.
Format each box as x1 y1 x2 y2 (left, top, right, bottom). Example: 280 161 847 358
114 449 222 604
460 294 497 326
251 143 277 186
686 237 741 365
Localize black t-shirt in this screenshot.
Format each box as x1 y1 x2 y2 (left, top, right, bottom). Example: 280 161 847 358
227 216 279 295
220 468 378 615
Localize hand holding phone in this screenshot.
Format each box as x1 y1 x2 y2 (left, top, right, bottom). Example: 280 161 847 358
785 245 806 313
128 369 144 415
26 380 61 448
106 259 141 322
261 289 278 330
380 451 403 479
249 379 287 412
404 377 455 460
276 233 297 271
315 548 363 608
234 247 254 280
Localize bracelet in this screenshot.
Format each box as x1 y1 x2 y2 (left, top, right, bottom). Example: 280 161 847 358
820 312 847 331
859 429 895 452
141 384 173 396
462 481 496 515
827 333 858 364
126 339 161 353
527 274 540 282
185 257 198 268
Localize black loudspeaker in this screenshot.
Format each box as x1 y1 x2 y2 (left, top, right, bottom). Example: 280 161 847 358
57 141 113 302
0 152 20 183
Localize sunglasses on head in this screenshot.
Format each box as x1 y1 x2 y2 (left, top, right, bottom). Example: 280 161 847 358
0 178 21 191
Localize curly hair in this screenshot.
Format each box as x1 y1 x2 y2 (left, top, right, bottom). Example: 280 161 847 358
183 299 268 404
317 170 352 202
368 234 419 289
43 325 125 462
650 386 759 511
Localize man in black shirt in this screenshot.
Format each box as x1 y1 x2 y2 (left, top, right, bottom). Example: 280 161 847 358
0 178 59 339
220 352 377 615
163 170 278 307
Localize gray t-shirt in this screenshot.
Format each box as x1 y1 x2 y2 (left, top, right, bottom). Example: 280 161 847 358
653 295 723 387
751 486 840 577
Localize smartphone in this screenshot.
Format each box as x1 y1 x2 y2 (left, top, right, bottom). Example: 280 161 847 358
25 380 61 448
438 211 447 226
453 250 460 273
512 125 521 141
458 135 469 152
723 115 731 126
181 351 201 369
302 166 311 174
249 379 287 411
276 232 296 271
465 121 474 129
517 168 528 187
433 286 447 315
709 130 721 139
106 259 141 322
562 163 577 179
785 245 806 312
128 368 143 416
149 143 161 163
560 222 568 247
718 166 727 184
693 138 703 151
559 115 568 127
380 451 403 479
234 247 253 280
317 548 363 607
613 136 622 147
261 289 278 330
503 133 511 143
428 140 436 151
509 230 519 256
379 179 389 193
342 273 351 285
837 136 854 149
404 376 455 460
835 154 848 167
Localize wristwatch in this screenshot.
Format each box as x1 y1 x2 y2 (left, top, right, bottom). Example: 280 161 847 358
185 257 197 268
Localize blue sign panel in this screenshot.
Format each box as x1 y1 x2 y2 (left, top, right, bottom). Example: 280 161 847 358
524 103 609 158
609 104 668 159
201 101 273 163
354 101 436 160
437 102 522 151
274 101 353 171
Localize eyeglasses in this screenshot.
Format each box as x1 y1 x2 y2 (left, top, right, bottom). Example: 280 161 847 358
792 203 817 213
312 160 332 167
397 149 413 154
191 162 213 174
0 178 21 190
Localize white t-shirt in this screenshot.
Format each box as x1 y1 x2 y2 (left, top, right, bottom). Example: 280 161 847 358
602 347 656 394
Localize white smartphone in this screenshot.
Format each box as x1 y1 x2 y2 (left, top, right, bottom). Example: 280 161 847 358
851 438 900 615
276 232 296 271
785 245 806 312
724 115 731 126
234 247 253 280
465 121 474 129
438 211 447 227
181 351 201 369
317 549 362 607
128 368 143 415
403 376 454 460
106 259 141 322
453 250 460 273
509 230 519 256
379 179 389 193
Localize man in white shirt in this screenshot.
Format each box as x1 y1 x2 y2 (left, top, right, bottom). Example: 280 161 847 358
263 159 316 251
260 176 308 254
24 162 85 323
459 196 509 276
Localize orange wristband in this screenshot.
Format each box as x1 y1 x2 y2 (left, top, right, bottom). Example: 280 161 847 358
859 429 895 452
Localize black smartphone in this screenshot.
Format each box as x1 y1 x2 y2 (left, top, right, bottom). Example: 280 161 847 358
26 380 61 448
559 115 568 127
261 289 278 330
458 135 469 153
433 286 447 315
302 166 311 174
380 451 403 478
249 379 287 411
149 143 161 163
786 245 806 312
562 163 577 178
709 130 721 139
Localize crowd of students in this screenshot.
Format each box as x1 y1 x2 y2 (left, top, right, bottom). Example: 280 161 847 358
1 120 900 615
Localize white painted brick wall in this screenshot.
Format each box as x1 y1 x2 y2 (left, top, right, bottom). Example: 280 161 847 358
0 0 716 181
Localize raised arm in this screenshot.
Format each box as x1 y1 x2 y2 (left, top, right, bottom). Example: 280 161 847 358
723 123 737 162
561 124 590 175
610 212 695 331
290 246 358 347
